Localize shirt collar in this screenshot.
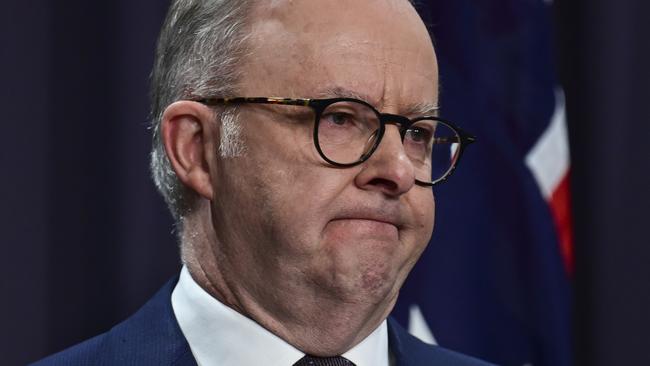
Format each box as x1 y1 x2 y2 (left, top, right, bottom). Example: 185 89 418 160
171 266 389 366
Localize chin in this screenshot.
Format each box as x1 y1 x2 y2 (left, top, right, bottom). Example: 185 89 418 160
313 233 415 303
337 260 403 306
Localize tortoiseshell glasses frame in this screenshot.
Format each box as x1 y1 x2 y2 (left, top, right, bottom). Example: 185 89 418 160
191 96 475 186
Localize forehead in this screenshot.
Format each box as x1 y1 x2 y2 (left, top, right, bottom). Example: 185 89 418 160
239 0 439 111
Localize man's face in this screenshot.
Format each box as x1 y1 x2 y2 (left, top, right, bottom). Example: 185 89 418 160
208 0 438 321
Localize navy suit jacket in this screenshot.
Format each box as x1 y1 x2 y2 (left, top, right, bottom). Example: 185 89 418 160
33 278 495 366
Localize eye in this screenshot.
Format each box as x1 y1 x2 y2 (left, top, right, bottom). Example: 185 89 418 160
322 111 356 127
406 126 433 144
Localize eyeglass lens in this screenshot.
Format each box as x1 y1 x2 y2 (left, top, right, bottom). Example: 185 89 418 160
316 100 461 184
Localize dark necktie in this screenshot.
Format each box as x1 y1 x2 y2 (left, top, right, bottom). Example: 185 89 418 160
293 354 356 366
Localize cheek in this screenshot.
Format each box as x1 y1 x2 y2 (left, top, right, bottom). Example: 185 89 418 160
236 123 349 251
250 164 336 253
400 191 435 264
415 191 435 235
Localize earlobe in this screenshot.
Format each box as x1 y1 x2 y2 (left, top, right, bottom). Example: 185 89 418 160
161 101 217 200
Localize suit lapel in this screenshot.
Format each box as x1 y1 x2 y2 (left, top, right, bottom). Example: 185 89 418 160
388 317 411 366
171 348 199 366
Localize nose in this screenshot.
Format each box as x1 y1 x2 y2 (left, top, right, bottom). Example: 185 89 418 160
354 125 416 196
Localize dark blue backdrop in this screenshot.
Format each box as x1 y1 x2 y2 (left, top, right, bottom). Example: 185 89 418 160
2 1 649 365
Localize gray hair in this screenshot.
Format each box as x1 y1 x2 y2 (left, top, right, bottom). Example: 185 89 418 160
149 0 253 223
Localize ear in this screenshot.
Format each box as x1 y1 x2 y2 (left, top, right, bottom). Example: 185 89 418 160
161 101 218 200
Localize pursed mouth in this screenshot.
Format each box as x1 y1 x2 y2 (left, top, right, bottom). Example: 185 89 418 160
327 204 406 233
329 215 402 230
324 218 400 244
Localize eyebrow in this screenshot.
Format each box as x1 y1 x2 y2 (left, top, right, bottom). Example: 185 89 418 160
314 86 440 117
405 102 440 117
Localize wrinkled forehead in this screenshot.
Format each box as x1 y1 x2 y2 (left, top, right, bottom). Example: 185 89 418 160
241 0 438 111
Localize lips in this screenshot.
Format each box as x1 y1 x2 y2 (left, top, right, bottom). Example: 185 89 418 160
324 217 400 245
329 206 404 229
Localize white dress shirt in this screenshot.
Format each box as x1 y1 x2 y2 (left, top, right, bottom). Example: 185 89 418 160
171 266 390 366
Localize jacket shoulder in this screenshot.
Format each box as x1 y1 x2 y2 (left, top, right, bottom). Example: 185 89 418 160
30 277 196 366
31 332 108 366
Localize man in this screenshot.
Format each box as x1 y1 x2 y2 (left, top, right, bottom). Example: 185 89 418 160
35 0 493 365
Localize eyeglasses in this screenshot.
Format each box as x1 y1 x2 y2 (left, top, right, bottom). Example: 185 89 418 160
193 97 475 186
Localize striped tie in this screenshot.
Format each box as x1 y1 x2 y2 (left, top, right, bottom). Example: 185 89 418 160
293 355 356 366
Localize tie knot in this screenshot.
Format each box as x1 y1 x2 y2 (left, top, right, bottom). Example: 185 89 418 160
293 355 356 366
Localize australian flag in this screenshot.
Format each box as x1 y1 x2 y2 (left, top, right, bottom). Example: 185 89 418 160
393 1 573 366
